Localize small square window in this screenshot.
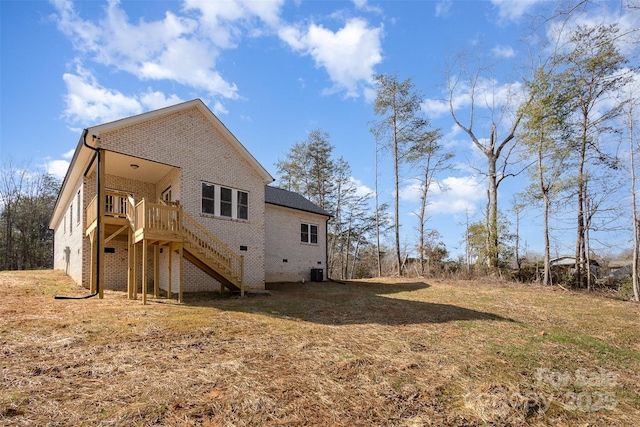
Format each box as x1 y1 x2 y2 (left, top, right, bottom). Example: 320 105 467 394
301 223 318 244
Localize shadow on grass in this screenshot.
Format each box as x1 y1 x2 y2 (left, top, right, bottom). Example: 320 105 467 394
181 280 511 326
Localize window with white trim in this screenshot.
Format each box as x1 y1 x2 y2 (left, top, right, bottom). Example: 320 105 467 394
220 187 232 217
301 223 318 244
202 183 215 214
237 191 248 220
201 182 249 220
77 191 81 224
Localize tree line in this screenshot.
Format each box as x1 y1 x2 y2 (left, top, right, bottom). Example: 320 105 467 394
0 160 60 270
275 2 640 302
1 1 638 302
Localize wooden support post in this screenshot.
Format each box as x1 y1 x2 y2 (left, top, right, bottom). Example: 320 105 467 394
97 149 105 299
167 244 172 299
127 228 133 299
142 239 148 305
178 243 183 303
240 255 245 297
154 245 159 298
89 231 96 293
132 241 137 300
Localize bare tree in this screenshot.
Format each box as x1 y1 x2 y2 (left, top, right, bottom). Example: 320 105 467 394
447 55 531 270
372 74 436 276
0 159 60 270
629 97 640 302
406 130 451 276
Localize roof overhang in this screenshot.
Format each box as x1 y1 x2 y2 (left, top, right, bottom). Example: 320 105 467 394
49 99 274 229
87 99 274 184
49 131 94 230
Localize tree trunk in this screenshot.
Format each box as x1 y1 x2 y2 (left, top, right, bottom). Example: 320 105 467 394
393 120 402 276
629 100 640 302
487 155 499 270
575 118 588 288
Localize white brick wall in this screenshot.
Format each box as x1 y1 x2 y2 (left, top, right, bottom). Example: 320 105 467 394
53 179 85 285
93 106 268 291
264 204 328 283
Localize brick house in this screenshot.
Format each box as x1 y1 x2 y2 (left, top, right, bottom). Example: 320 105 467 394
49 99 330 302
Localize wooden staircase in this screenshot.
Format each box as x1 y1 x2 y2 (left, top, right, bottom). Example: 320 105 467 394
87 191 244 299
180 211 244 293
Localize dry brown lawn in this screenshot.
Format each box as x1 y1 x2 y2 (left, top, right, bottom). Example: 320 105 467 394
1 270 639 426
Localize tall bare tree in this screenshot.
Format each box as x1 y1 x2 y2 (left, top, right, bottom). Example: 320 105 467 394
406 129 451 276
372 74 437 276
626 96 639 301
446 56 531 270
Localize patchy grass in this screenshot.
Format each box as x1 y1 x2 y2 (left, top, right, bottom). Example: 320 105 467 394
1 271 639 426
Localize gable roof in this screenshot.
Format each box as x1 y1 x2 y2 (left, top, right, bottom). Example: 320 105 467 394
87 99 273 183
265 186 331 217
50 99 274 229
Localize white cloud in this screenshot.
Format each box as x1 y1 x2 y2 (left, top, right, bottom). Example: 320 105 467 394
279 18 383 98
421 98 450 117
399 175 485 215
43 148 77 179
435 0 452 18
62 66 143 124
350 176 374 198
491 44 515 58
45 159 71 179
421 77 525 118
183 0 284 46
490 0 546 22
62 148 75 159
62 63 184 125
428 175 485 215
399 178 423 202
139 91 184 111
352 0 368 9
51 0 254 105
546 5 640 58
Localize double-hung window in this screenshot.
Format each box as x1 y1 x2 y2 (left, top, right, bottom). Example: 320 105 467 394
220 187 232 217
201 182 249 220
202 183 216 214
301 223 318 244
237 191 248 220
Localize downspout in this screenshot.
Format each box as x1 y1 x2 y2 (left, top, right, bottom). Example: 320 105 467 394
325 216 330 281
55 129 101 300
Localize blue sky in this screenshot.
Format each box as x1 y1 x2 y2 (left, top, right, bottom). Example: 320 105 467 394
1 0 638 259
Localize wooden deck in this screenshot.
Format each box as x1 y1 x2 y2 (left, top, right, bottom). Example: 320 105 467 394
85 191 244 304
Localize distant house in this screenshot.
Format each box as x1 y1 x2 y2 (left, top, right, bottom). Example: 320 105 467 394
49 99 330 302
549 256 601 276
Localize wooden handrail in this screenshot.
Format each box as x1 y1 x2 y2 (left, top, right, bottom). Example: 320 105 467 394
86 196 97 226
134 199 181 234
127 195 136 229
181 212 244 284
86 190 132 226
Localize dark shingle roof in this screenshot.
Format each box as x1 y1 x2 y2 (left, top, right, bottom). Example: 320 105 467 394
265 186 331 217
